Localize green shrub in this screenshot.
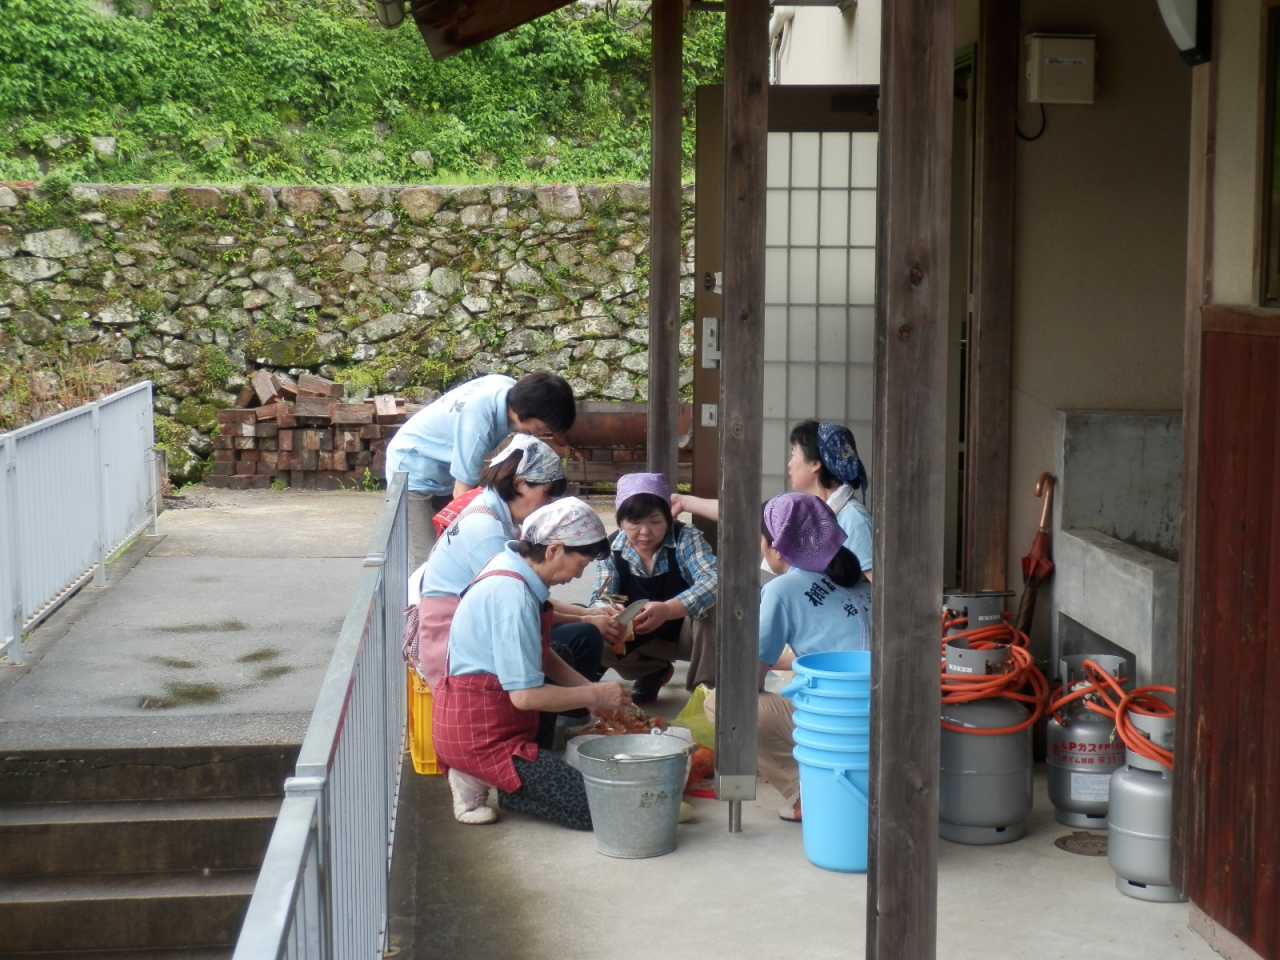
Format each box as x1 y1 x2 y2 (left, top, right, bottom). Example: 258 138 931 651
0 0 725 184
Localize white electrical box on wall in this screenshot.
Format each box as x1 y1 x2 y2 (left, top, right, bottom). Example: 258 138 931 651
1025 33 1096 104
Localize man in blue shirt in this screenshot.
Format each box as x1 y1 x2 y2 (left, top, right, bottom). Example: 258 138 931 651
385 371 576 567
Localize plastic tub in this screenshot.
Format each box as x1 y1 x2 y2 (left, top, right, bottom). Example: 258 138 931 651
794 743 870 873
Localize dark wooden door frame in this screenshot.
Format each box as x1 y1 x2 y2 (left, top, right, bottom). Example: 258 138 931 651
647 0 683 482
961 0 1019 592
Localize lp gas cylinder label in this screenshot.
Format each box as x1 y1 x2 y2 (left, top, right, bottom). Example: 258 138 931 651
1070 771 1110 803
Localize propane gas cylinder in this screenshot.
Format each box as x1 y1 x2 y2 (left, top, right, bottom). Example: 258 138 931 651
1047 654 1127 829
939 641 1032 845
941 591 1014 637
1109 710 1185 902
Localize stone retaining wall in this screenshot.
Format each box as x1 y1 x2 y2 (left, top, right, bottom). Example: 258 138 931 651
0 181 695 480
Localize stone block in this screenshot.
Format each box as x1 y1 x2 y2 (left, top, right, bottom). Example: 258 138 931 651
21 229 87 264
398 186 443 221
181 186 226 211
351 312 412 344
534 184 582 219
280 186 324 217
2 257 60 282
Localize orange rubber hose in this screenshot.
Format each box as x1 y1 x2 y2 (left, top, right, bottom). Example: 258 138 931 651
939 615 1049 735
1048 658 1174 770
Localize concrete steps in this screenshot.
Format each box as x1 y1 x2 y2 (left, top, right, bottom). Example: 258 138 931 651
0 871 256 953
0 745 295 956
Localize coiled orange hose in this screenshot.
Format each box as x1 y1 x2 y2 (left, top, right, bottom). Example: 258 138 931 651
939 615 1050 735
1048 658 1174 770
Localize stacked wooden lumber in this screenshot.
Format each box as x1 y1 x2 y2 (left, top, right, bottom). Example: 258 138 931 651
206 372 408 490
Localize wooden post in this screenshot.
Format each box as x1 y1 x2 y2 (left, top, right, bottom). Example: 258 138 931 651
1172 53 1218 890
648 0 683 481
962 0 1018 592
868 0 953 954
714 0 769 823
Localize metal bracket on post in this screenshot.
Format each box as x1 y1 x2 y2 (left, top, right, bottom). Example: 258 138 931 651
701 316 722 368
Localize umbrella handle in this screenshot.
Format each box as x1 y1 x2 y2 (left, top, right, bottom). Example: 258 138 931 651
1035 473 1055 532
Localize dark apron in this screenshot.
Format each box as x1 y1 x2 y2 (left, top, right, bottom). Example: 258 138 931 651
431 570 553 793
613 521 690 652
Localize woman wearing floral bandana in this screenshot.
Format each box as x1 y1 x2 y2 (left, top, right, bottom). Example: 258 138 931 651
405 437 624 741
704 493 872 823
433 498 632 827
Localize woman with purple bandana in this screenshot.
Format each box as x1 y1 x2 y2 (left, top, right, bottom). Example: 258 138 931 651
590 473 719 705
704 493 871 822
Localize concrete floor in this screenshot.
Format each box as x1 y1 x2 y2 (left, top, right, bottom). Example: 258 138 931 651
4 487 1218 960
390 671 1216 960
0 487 385 750
389 502 1217 960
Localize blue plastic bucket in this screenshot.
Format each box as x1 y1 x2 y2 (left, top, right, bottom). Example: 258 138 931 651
792 705 870 735
792 725 871 754
782 651 872 698
789 688 871 716
794 744 870 873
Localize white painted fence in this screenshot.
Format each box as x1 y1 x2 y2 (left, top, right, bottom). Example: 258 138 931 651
0 382 158 664
233 473 408 960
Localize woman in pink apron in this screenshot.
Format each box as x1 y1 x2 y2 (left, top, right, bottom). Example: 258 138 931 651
406 436 623 700
432 498 632 827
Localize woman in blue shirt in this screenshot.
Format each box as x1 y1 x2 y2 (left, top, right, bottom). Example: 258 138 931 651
433 499 631 827
406 437 622 715
385 371 577 568
785 420 873 580
705 493 872 822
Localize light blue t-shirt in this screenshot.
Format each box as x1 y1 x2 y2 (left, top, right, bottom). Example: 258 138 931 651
835 495 874 573
416 487 515 599
758 567 872 666
385 374 515 494
447 545 548 690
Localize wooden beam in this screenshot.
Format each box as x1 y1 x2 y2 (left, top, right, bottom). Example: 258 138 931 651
868 0 953 953
961 0 1019 592
409 0 574 60
1172 47 1219 892
713 0 769 815
648 0 683 482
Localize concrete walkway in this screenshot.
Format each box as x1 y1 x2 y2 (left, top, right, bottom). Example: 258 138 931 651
0 487 385 750
2 487 1219 960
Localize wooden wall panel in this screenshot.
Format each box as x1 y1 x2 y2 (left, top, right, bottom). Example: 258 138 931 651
1189 330 1280 959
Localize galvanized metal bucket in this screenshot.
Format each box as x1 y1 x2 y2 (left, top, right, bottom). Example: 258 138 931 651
577 732 694 859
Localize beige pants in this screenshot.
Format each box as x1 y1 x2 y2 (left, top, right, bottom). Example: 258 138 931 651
601 607 717 691
704 687 799 803
407 491 452 571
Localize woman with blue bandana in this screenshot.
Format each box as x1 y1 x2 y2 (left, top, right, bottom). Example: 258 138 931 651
784 420 873 580
673 419 874 580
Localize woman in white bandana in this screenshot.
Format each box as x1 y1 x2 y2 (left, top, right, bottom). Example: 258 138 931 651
404 436 622 700
433 499 632 827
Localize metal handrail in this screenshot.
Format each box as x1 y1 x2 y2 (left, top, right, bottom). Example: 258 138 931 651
234 472 408 960
0 381 158 664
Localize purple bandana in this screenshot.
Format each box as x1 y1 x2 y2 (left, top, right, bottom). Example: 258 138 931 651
763 493 845 573
615 472 672 510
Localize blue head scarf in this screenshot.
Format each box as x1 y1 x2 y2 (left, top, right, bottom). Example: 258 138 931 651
816 422 868 495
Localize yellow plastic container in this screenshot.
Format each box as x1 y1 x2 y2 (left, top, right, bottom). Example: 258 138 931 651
406 667 441 775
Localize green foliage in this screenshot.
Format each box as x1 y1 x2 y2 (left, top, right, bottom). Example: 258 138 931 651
0 0 724 184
